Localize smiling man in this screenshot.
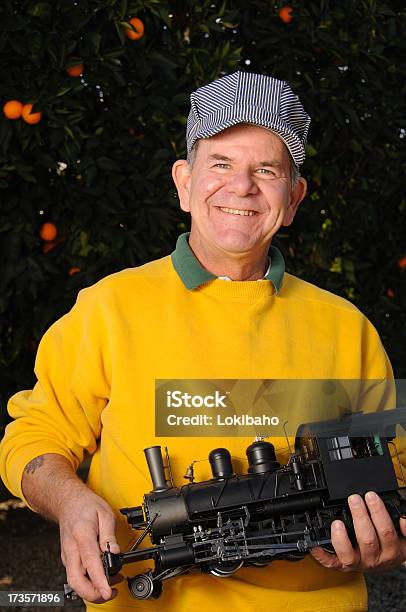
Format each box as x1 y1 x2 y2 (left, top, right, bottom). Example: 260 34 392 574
1 71 405 612
173 124 306 280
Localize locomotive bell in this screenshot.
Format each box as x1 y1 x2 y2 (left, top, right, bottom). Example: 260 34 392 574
209 448 233 479
246 440 280 474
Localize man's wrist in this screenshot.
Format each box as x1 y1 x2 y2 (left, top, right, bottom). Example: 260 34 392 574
22 453 86 521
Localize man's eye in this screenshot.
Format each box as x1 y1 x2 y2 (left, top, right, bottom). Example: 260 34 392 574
213 163 230 169
257 168 276 175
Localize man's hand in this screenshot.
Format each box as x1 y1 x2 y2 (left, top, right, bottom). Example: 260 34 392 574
311 491 406 572
22 453 123 604
59 486 122 603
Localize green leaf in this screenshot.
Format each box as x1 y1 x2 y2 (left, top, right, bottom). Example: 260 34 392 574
56 87 73 98
64 126 76 140
114 19 125 44
115 0 128 19
27 3 51 17
89 32 102 55
79 231 91 257
306 144 318 157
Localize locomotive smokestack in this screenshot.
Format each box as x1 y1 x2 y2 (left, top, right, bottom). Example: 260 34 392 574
144 446 169 492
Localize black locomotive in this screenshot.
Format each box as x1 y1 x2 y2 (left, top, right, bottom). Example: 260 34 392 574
102 407 406 600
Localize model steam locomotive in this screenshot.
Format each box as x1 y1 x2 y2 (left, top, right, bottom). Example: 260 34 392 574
102 407 406 600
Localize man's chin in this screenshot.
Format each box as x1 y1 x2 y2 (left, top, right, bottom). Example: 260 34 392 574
212 233 258 256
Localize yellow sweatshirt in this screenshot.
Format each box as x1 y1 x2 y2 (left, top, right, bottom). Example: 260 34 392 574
0 234 394 612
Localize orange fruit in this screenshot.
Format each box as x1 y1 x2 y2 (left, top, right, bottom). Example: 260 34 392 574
39 222 58 242
279 6 293 23
67 63 84 77
398 256 406 270
3 99 24 119
125 17 145 40
22 103 42 125
69 266 81 276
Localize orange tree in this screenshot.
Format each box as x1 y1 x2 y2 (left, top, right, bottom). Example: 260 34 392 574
0 0 405 430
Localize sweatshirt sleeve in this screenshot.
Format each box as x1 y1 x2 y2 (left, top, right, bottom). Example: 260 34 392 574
0 283 112 504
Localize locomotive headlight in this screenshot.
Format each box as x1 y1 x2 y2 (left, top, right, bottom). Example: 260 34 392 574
120 506 146 529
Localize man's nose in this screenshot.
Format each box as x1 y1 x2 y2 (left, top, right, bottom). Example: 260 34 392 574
226 171 258 196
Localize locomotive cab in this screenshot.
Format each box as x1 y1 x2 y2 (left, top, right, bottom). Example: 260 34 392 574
295 414 403 502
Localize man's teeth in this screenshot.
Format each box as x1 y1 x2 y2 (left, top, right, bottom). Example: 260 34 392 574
219 207 255 216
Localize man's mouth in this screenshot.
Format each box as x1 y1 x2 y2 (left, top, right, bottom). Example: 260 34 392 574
218 207 257 217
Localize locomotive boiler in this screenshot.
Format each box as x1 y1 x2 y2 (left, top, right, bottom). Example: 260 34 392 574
101 407 406 600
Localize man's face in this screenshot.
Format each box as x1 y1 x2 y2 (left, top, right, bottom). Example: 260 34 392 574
173 124 306 262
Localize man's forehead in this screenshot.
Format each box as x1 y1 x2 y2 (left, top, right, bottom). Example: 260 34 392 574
197 124 291 162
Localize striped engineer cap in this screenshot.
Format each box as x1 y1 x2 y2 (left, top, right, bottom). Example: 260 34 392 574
186 71 311 167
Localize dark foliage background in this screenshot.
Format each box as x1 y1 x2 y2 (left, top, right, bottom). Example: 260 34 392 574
0 0 405 432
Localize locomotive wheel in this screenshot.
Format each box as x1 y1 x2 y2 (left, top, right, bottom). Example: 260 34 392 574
128 573 163 600
209 560 244 577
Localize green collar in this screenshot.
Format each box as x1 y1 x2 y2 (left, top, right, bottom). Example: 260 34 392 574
171 233 285 294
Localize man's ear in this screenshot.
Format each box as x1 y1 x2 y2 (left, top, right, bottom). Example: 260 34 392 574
172 160 192 213
283 177 307 226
